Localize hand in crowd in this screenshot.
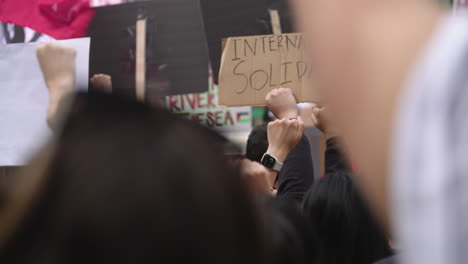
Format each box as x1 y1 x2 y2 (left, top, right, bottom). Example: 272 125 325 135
36 43 77 128
90 74 112 93
265 88 299 119
266 117 304 162
310 106 337 138
239 159 274 194
37 43 76 98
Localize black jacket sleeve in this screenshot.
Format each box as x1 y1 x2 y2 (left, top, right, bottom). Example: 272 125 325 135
276 136 314 203
325 137 352 174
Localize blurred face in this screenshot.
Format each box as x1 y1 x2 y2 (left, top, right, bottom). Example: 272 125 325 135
290 0 386 228
289 0 441 230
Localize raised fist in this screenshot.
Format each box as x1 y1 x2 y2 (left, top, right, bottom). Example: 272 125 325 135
265 88 299 119
266 117 305 162
36 43 77 129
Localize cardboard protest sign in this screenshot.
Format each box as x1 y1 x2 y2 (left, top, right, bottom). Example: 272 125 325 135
218 33 316 106
201 0 294 84
166 68 252 133
88 0 209 100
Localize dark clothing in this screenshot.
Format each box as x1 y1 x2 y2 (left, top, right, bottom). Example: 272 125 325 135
276 135 351 203
325 137 352 175
245 123 268 163
276 136 314 203
264 196 318 264
374 255 397 264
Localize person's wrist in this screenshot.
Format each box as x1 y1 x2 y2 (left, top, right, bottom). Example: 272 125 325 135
47 75 74 89
277 109 299 120
265 146 289 163
47 77 75 99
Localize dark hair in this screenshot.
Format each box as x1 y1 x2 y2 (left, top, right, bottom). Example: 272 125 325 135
0 92 271 264
264 197 318 264
246 123 268 162
303 171 392 264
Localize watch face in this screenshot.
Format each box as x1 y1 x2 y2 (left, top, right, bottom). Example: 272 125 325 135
261 154 276 169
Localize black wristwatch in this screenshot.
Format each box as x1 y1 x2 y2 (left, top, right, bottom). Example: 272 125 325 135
261 153 283 172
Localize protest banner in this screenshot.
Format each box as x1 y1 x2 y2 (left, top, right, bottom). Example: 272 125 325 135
166 69 252 133
0 0 94 40
88 0 209 98
218 33 316 106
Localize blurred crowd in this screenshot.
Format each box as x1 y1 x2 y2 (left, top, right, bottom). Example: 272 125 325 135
2 1 468 264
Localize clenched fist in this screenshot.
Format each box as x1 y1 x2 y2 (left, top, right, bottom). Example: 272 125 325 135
37 43 76 97
36 43 77 129
90 74 112 93
265 88 299 119
266 117 305 162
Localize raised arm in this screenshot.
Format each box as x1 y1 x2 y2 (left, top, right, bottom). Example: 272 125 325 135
37 43 77 130
265 88 313 202
310 106 351 174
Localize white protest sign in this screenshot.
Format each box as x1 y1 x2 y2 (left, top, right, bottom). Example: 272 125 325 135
0 38 90 165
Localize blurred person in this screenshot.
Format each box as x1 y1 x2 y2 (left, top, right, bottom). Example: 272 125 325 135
240 115 318 264
263 88 391 263
0 43 271 264
303 171 392 264
304 99 392 264
290 0 442 227
375 255 397 264
265 196 318 264
290 0 468 263
0 92 271 264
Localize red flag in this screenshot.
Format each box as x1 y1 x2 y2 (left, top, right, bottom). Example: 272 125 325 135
0 0 95 40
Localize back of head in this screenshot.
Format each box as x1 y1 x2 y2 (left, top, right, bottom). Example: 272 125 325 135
303 171 391 264
0 92 270 264
246 123 268 162
264 197 318 264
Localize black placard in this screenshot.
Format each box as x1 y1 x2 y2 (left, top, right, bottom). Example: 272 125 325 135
88 0 209 101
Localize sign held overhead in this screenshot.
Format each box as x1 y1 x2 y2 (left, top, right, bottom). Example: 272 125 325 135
218 33 316 106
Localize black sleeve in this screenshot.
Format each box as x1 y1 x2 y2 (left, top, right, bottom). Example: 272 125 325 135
373 255 397 264
276 135 314 203
325 137 351 174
